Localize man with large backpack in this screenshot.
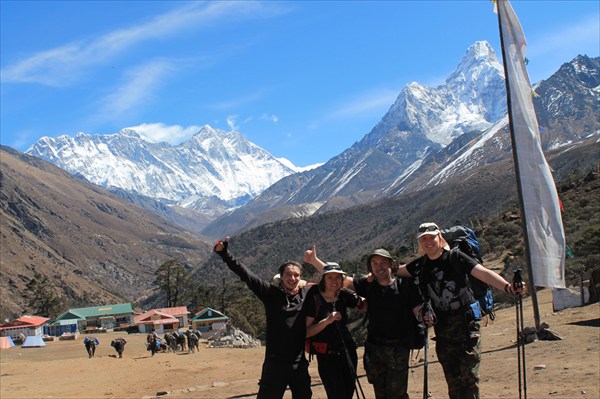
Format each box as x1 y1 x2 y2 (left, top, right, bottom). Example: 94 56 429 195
397 222 526 399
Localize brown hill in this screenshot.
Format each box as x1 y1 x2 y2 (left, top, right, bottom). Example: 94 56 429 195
0 146 212 318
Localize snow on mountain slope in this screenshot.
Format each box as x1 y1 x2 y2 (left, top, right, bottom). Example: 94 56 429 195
201 50 599 237
27 125 297 213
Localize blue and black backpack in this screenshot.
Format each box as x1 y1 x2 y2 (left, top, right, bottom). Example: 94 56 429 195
440 225 495 320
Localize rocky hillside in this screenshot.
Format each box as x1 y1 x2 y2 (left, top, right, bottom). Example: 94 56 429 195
194 138 599 284
0 146 212 318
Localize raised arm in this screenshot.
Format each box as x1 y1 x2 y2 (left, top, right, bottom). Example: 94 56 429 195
303 245 355 288
213 237 271 299
303 245 325 272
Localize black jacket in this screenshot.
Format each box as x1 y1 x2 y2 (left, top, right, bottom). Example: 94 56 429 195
216 249 311 363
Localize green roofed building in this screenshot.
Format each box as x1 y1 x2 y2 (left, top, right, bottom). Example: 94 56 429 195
191 307 229 333
50 303 134 333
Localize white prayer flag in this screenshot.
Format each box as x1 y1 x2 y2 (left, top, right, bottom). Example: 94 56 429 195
497 0 566 288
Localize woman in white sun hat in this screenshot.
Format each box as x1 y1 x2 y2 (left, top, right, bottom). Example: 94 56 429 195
304 262 362 399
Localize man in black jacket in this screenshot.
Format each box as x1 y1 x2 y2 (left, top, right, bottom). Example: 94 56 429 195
214 238 313 399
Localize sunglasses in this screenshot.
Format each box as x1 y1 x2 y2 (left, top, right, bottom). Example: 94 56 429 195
323 263 342 272
418 225 439 233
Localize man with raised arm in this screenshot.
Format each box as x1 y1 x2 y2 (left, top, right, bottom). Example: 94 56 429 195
214 238 313 399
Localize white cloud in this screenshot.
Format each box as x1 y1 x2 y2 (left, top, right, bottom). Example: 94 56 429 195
211 90 267 110
95 60 172 121
1 1 288 86
528 15 599 59
125 122 202 145
261 113 279 123
328 88 398 119
227 115 239 131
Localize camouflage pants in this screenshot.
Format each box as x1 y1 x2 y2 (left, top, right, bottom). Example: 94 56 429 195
363 340 410 399
434 310 481 399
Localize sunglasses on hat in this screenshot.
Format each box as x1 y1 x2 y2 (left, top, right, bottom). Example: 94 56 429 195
418 225 439 233
323 263 342 272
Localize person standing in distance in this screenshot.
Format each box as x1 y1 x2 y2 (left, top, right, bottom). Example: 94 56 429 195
397 223 527 399
214 238 313 399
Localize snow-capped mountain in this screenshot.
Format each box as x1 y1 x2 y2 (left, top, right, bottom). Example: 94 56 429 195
202 41 508 235
202 45 599 238
367 41 506 149
25 41 598 239
27 126 297 216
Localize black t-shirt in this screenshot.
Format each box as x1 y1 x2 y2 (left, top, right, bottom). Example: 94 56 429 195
304 284 360 351
406 249 479 312
353 276 421 342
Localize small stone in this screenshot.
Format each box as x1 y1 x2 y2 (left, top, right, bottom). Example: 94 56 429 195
533 364 546 370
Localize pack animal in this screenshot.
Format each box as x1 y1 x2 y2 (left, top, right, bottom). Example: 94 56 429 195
163 333 176 352
84 337 98 358
110 338 127 358
175 332 187 351
186 331 199 353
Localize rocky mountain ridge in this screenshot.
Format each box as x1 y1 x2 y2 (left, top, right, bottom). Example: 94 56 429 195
26 125 297 226
202 50 599 237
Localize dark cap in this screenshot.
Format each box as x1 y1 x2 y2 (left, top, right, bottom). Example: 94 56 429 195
366 248 394 271
322 262 347 276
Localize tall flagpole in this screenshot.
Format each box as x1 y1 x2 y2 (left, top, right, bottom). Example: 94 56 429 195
495 0 541 329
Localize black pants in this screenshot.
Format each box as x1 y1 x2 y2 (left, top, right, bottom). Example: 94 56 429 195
257 357 312 399
317 350 357 399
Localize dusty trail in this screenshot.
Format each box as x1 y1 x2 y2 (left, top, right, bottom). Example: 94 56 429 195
1 289 598 399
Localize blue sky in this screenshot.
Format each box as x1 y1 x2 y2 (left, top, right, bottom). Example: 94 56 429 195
1 1 598 168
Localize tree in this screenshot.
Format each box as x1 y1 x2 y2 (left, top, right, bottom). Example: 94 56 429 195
154 259 188 307
26 272 62 318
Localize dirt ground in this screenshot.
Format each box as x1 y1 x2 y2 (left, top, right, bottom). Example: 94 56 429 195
1 288 598 399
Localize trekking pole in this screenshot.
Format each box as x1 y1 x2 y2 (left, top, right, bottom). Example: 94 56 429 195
513 269 527 399
413 266 435 399
334 322 366 399
423 326 429 399
419 301 435 399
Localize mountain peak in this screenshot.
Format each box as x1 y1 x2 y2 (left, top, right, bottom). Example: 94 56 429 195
447 40 502 85
198 124 218 135
118 129 142 139
469 40 497 61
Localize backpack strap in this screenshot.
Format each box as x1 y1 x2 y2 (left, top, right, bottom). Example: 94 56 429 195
411 256 430 303
361 280 373 326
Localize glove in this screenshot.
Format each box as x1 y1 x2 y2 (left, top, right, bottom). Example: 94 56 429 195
213 238 229 253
